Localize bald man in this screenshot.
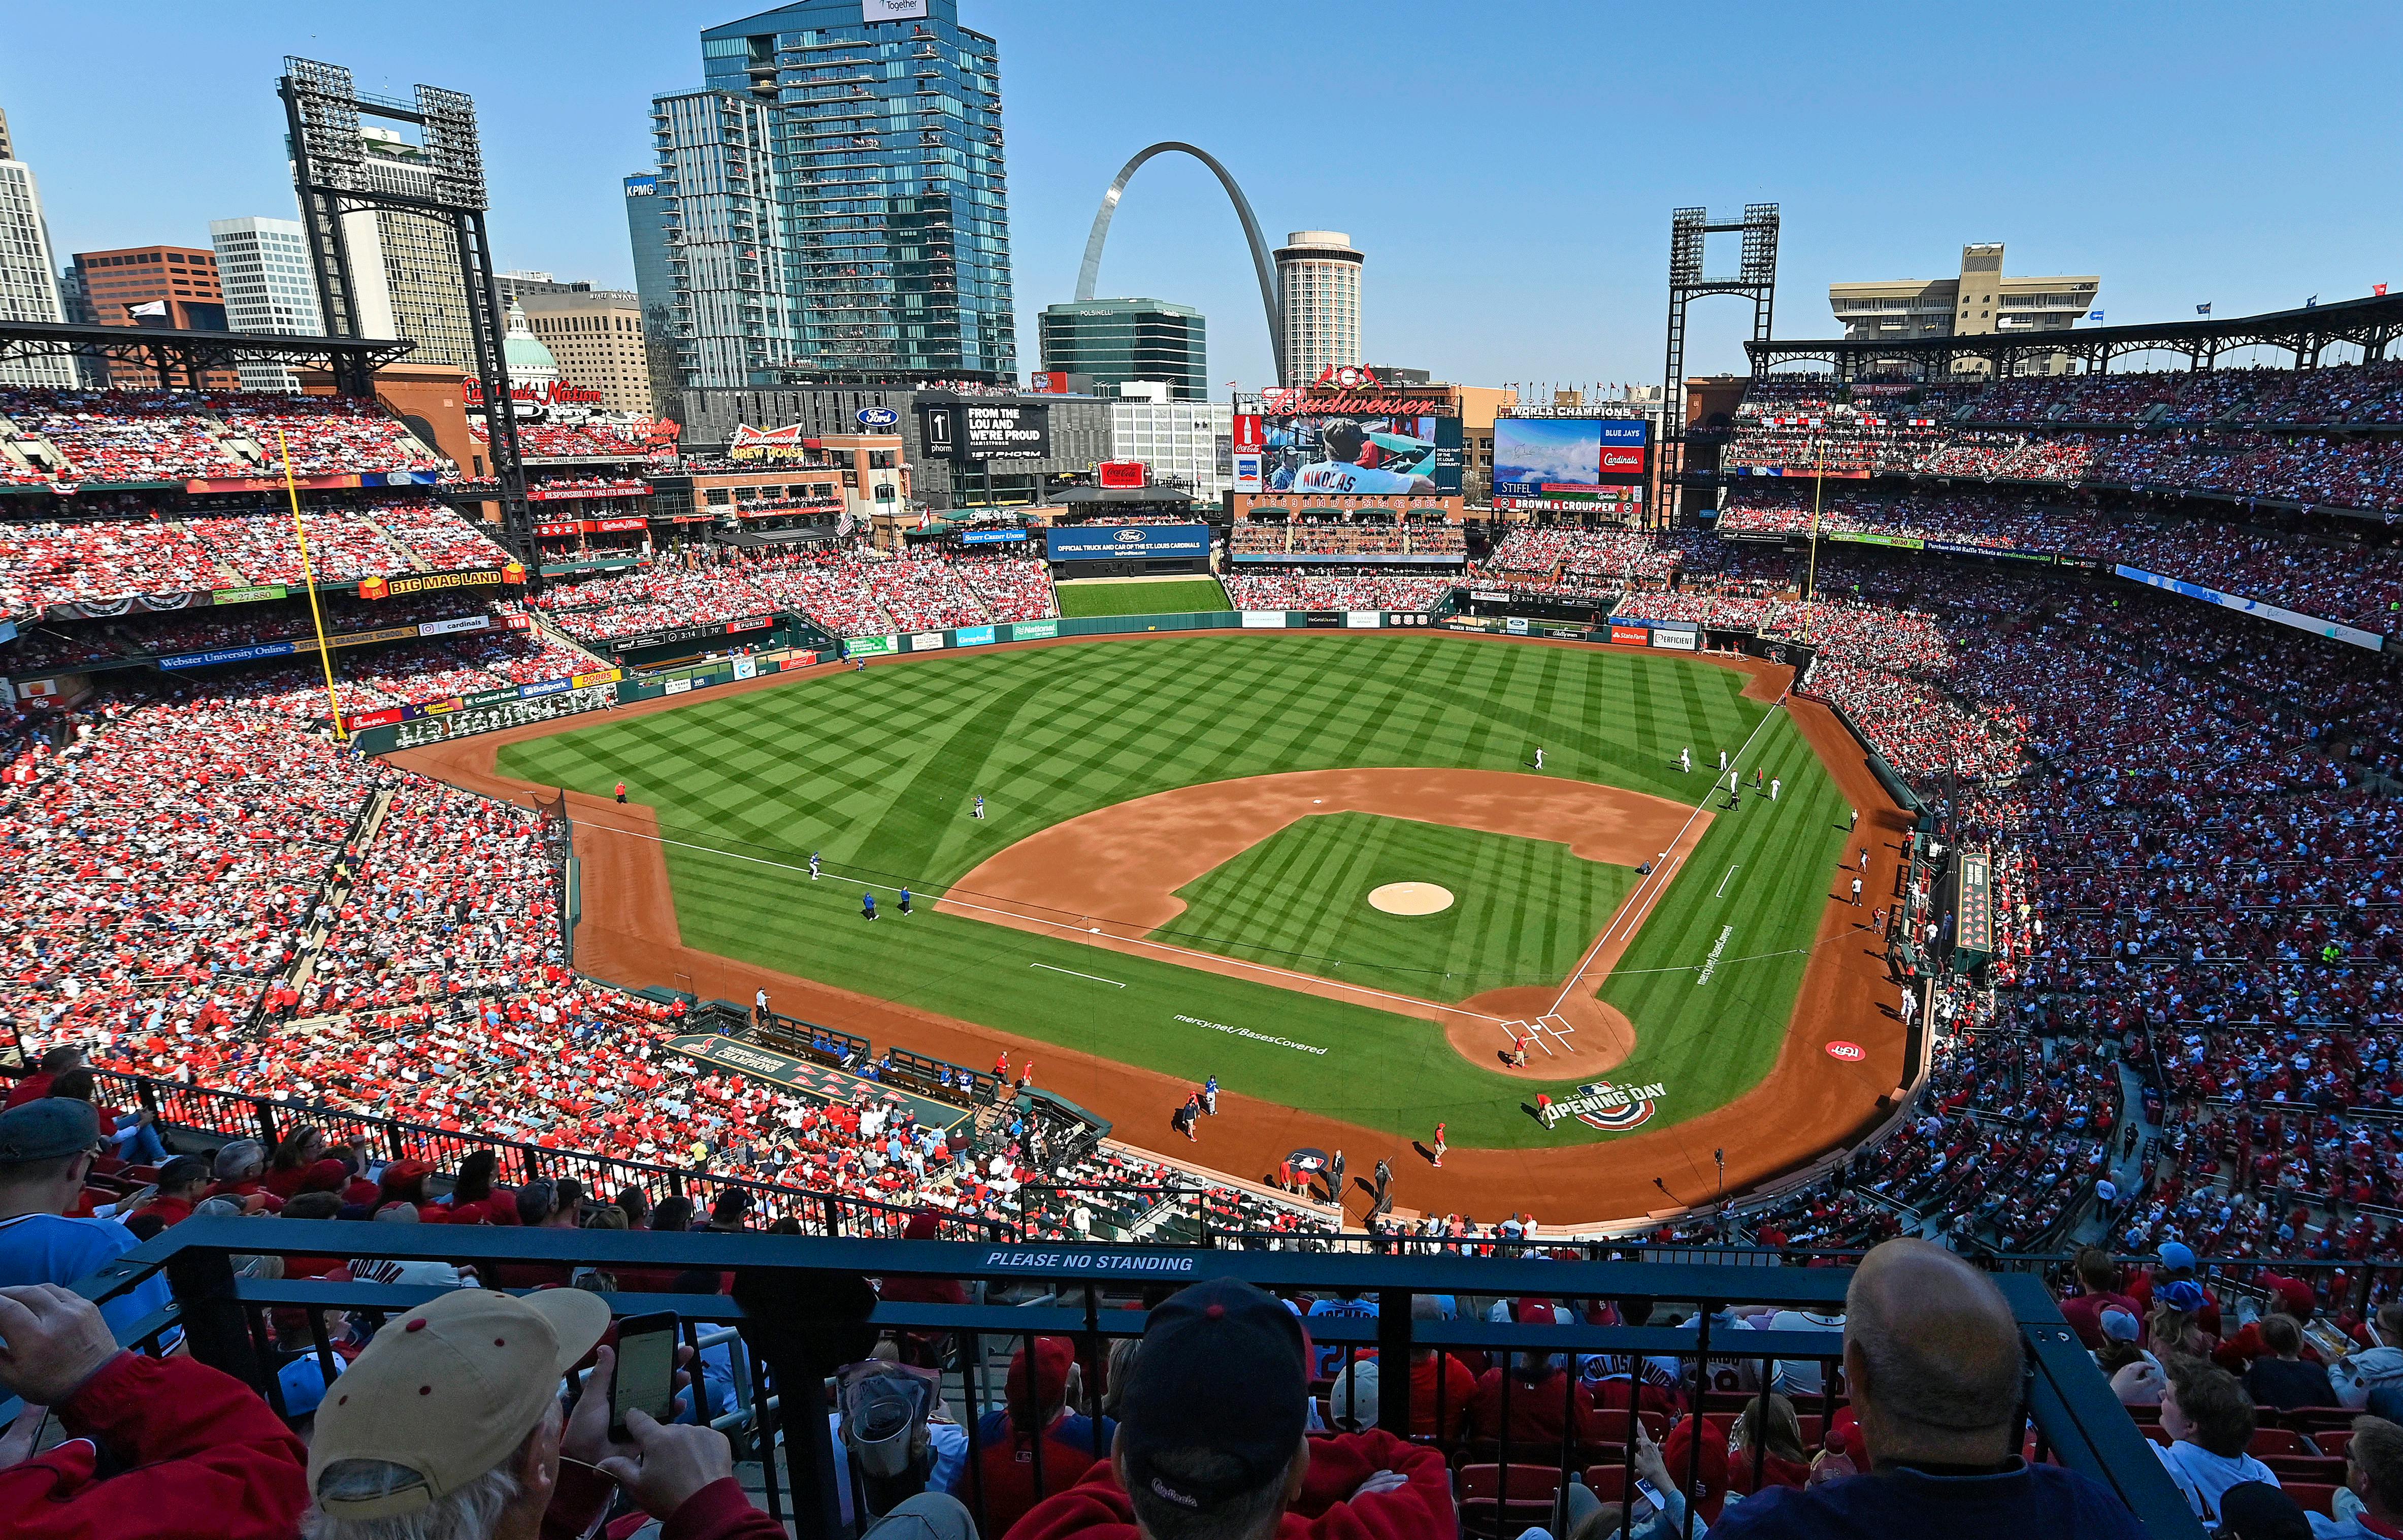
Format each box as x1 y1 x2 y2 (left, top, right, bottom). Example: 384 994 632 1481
1710 1239 2144 1538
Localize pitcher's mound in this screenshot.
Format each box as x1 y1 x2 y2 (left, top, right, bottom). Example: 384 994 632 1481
1368 881 1455 915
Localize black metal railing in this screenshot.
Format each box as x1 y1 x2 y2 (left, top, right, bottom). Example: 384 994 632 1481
91 1066 1008 1242
62 1223 2208 1540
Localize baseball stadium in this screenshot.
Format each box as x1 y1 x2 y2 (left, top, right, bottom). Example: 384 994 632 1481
3 15 2401 1539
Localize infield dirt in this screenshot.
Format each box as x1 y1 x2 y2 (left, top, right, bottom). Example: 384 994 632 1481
394 629 1909 1228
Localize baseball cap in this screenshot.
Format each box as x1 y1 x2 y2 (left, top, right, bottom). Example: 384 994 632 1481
0 1099 100 1165
1005 1336 1073 1411
2157 1280 2208 1314
1327 1359 1379 1431
2158 1241 2198 1273
2099 1307 2141 1342
308 1288 609 1520
2268 1275 2317 1316
382 1158 432 1186
1120 1278 1307 1512
302 1158 352 1193
2214 1479 2312 1539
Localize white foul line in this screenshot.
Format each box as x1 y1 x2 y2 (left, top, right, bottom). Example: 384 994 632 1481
1715 864 1740 898
1544 694 1789 1017
1031 963 1125 988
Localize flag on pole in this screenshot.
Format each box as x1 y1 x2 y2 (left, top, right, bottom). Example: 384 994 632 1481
2195 304 2212 316
2378 284 2390 297
2306 296 2318 307
2086 309 2104 321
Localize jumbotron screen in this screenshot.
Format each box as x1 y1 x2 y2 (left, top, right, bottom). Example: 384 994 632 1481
1262 413 1464 497
1493 417 1650 510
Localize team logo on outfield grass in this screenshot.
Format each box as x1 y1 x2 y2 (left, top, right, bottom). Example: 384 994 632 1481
1542 1079 1666 1133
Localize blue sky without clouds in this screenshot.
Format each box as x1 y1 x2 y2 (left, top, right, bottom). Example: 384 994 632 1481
4 1 2395 399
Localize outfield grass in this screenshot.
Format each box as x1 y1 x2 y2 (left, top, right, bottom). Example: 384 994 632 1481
1166 812 1638 1005
498 634 1847 1146
1054 577 1231 617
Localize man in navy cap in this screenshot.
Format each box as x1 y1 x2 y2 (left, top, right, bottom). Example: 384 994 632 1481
0 1099 173 1337
1004 1276 1454 1540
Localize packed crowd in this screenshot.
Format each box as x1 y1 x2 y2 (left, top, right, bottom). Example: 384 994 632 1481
531 546 1058 642
1229 520 1465 560
1487 526 1682 582
0 386 447 484
1973 357 2403 427
0 500 514 617
1219 571 1454 611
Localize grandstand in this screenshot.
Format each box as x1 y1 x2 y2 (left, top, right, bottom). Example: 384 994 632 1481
11 297 2403 1540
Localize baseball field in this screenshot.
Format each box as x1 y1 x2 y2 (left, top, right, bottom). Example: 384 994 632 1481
489 632 1871 1159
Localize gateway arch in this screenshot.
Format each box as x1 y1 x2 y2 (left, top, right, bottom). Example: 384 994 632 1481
1074 142 1283 384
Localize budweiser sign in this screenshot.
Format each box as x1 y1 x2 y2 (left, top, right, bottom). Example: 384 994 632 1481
727 423 816 461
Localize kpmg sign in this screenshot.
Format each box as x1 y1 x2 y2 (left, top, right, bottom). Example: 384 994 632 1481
1044 523 1212 562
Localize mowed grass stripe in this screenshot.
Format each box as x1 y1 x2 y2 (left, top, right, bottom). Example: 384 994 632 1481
500 635 1834 1146
1054 578 1230 617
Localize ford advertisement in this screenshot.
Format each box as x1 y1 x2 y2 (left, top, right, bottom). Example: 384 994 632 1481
1044 523 1212 561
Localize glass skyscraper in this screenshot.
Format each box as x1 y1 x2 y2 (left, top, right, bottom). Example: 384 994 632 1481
632 0 1015 394
1037 298 1206 400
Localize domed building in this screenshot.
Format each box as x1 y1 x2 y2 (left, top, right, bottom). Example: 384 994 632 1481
500 301 559 393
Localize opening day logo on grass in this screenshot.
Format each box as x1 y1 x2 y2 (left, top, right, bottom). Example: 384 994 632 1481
1541 1078 1667 1132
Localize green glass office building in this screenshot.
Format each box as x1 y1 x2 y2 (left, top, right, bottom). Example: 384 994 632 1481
1037 298 1205 400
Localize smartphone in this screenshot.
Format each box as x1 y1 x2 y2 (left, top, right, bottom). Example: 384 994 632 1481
1629 1478 1665 1523
609 1312 680 1441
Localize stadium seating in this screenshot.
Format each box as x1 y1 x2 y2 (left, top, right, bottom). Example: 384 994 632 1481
531 549 1056 642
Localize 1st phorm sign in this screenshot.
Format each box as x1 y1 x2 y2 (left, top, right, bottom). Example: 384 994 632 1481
982 1248 1200 1275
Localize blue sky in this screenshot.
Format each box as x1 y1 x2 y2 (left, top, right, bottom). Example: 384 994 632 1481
5 1 2396 398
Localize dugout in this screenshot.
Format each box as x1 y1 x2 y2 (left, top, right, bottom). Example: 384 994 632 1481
880 1046 1000 1107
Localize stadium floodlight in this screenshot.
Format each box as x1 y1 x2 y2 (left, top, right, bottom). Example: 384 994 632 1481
415 84 488 213
283 56 365 193
1659 203 1780 526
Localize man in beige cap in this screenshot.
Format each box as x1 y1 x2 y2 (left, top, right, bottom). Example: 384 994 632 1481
307 1288 812 1540
305 1288 613 1537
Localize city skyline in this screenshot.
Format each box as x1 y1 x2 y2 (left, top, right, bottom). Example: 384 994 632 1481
2 0 2396 398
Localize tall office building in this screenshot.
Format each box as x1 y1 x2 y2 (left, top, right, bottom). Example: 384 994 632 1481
71 244 239 388
1829 243 2099 375
519 288 653 413
1037 298 1204 400
629 0 1017 401
495 270 595 304
325 125 476 372
1274 230 1362 386
1109 385 1232 499
209 217 325 390
0 107 76 388
631 89 788 392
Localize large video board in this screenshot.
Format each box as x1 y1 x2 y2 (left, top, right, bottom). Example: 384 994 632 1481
1493 417 1651 510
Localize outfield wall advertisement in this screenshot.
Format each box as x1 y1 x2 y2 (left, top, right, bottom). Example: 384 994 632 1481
2114 564 2385 651
1045 523 1212 561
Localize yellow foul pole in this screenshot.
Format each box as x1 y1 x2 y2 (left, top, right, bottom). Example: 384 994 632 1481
280 428 347 740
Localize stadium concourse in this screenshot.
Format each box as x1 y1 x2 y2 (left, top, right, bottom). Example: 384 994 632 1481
2 367 2401 1319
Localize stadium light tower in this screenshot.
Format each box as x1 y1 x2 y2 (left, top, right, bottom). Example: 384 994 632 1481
279 57 530 555
1659 204 1779 526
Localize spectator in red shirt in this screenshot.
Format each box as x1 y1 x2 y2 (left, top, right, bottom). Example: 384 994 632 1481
121 1154 213 1237
262 1126 328 1198
4 1046 86 1110
952 1336 1109 1535
1468 1309 1602 1451
2059 1247 2141 1352
206 1140 282 1213
374 1158 432 1218
1407 1295 1477 1439
1007 1278 1454 1540
0 1282 308 1539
